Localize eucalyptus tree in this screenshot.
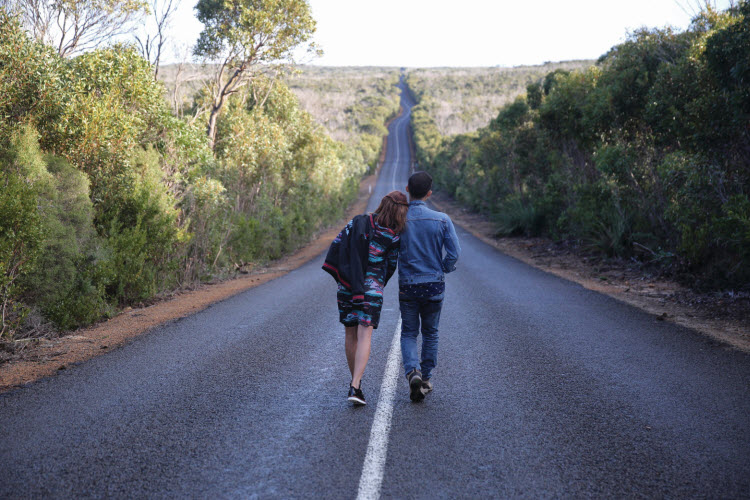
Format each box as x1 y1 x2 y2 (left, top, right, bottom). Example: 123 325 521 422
2 0 148 57
193 0 318 148
135 0 181 79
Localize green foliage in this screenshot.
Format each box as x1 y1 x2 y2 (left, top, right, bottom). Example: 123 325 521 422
490 97 529 131
20 150 106 328
212 80 361 268
414 1 750 289
0 125 107 331
0 127 45 336
493 195 544 237
0 13 65 139
0 12 371 340
194 0 316 63
98 146 183 304
526 83 542 110
542 69 570 95
405 62 592 136
194 0 319 146
410 97 444 168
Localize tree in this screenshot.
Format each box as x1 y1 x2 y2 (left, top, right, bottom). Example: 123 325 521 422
166 44 204 116
3 0 147 57
193 0 319 148
134 0 181 79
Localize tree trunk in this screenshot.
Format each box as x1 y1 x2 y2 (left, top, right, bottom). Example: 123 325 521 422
207 104 221 149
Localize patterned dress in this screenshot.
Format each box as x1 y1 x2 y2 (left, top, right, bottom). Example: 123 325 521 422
336 218 400 329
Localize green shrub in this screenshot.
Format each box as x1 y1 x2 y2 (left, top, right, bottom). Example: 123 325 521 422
215 81 360 268
0 14 65 140
21 153 106 328
0 172 42 337
99 147 183 304
412 1 750 289
493 196 544 237
0 126 46 337
0 126 108 330
0 19 395 337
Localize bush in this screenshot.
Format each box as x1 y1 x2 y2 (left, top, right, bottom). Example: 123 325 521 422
493 196 544 237
215 82 361 268
0 14 65 141
0 20 386 339
0 171 42 337
0 126 45 336
412 1 750 289
20 152 108 328
99 146 183 304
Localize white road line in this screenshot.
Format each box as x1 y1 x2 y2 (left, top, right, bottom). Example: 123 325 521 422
392 116 406 190
356 318 402 500
357 90 410 500
391 119 400 189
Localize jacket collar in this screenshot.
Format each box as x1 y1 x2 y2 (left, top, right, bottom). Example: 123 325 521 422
409 200 427 206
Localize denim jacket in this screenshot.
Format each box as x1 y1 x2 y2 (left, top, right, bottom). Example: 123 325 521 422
398 201 461 285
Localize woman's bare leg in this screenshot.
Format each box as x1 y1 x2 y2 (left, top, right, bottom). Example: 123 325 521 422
345 326 358 378
351 325 373 389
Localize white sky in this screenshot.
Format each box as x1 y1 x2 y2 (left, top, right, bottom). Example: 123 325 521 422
165 0 732 67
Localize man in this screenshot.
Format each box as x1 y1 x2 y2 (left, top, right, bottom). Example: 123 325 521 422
398 171 461 402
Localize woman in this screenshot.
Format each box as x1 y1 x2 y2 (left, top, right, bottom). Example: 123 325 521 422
323 191 409 405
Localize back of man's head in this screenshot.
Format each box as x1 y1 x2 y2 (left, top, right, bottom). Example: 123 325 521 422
408 171 433 200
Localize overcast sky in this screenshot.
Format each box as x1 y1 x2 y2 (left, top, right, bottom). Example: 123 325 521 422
166 0 732 67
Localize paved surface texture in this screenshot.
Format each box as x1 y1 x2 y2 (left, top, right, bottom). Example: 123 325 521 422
2 79 750 499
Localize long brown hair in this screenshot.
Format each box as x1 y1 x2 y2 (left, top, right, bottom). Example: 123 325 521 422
374 191 409 233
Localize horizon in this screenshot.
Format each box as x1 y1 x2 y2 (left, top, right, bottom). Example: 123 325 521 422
160 58 596 70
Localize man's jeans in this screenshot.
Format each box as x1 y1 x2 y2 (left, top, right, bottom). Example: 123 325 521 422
399 294 443 380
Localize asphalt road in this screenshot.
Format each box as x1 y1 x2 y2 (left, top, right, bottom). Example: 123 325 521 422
2 80 750 499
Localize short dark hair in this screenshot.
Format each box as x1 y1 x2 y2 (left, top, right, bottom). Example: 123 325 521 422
408 171 433 199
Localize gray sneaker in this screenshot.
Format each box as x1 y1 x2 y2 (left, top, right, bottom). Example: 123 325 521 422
421 380 433 394
407 369 424 402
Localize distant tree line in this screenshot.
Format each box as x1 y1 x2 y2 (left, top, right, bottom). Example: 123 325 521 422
411 2 750 290
405 62 591 135
0 0 391 342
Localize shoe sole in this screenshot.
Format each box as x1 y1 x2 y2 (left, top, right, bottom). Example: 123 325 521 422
348 396 366 405
409 376 424 402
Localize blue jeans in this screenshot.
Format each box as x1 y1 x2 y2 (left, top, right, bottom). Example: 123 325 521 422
399 293 443 380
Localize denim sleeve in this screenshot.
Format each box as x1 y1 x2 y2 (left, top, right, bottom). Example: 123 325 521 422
384 238 400 286
441 217 461 273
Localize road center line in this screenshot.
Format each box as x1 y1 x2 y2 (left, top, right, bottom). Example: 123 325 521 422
356 318 402 500
391 118 401 189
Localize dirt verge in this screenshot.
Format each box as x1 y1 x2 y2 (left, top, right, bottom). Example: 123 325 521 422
429 191 750 353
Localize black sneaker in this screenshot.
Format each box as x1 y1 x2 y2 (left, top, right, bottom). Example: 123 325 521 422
407 369 424 402
421 380 433 394
348 385 366 405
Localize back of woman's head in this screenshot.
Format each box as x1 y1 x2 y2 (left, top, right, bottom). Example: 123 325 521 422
374 191 409 233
